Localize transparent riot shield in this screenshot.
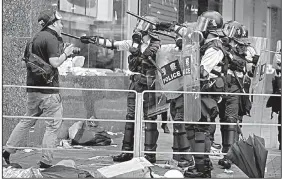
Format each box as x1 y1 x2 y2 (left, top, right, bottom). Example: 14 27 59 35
147 44 183 117
247 37 269 95
182 28 201 122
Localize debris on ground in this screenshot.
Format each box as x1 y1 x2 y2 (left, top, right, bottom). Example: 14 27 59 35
97 157 153 178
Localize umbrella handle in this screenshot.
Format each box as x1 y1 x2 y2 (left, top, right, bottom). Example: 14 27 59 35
237 121 245 140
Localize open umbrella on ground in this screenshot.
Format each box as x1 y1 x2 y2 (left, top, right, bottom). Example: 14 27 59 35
226 134 268 178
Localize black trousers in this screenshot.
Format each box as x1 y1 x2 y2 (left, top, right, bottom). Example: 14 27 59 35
122 77 158 156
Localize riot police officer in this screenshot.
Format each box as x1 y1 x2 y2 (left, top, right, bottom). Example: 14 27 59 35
80 16 161 163
157 10 226 178
217 20 250 169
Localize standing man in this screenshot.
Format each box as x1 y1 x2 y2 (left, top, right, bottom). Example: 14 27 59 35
2 10 75 168
157 10 226 177
80 16 161 163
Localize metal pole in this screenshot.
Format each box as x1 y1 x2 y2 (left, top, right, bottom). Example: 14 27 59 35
133 93 143 158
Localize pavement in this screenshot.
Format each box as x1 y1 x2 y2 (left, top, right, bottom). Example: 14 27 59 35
6 123 281 178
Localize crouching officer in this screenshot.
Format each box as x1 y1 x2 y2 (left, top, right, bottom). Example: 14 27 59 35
80 16 161 163
157 10 226 178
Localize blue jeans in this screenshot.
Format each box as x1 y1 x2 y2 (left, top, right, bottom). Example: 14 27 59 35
4 92 63 165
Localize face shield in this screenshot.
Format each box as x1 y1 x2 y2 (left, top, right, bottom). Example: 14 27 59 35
135 19 151 32
195 16 210 32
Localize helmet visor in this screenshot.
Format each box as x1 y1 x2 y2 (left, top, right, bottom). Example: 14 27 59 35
195 16 210 32
135 20 151 31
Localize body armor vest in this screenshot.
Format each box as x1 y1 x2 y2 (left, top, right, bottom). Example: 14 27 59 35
200 39 228 76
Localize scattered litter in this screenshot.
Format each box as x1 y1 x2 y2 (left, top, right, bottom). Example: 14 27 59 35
111 144 118 147
59 140 72 149
24 149 34 153
72 145 84 149
88 156 111 160
224 169 234 174
107 131 123 136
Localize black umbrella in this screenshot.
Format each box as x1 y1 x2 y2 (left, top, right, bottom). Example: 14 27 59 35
227 134 268 178
252 135 268 178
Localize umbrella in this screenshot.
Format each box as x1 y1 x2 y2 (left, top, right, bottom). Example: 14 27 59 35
226 134 268 178
252 135 268 178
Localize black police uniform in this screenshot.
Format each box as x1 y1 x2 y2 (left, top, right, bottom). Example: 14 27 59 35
113 37 161 163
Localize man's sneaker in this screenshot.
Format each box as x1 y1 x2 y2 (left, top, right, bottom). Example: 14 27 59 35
3 150 10 165
112 153 133 162
38 161 52 169
145 154 156 164
178 158 195 168
161 124 170 134
211 142 221 150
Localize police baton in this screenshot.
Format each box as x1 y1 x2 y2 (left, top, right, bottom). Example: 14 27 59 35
153 30 176 39
233 71 246 93
61 32 80 40
126 11 157 26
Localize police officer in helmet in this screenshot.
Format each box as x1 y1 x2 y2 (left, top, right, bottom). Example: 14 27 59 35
80 15 161 163
217 20 249 169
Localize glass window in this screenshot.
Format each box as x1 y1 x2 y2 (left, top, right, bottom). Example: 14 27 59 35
58 0 129 71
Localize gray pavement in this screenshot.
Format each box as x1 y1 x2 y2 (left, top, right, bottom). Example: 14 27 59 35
7 124 281 178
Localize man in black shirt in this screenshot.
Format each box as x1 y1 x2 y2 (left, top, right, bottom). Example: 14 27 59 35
3 10 75 168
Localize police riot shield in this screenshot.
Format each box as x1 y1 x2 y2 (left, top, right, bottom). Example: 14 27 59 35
147 44 183 117
247 37 269 95
182 28 201 122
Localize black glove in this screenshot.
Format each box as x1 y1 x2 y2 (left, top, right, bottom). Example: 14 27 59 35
128 55 142 72
129 47 141 56
156 22 174 31
80 36 97 44
229 60 245 72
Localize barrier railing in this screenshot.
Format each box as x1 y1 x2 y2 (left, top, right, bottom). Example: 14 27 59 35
140 90 281 157
2 85 138 155
2 85 281 161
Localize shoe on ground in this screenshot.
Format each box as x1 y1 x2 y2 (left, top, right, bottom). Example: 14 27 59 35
184 166 211 178
211 142 221 150
161 124 170 134
178 158 195 168
112 153 133 162
3 150 10 165
145 154 156 164
218 157 231 169
38 161 52 169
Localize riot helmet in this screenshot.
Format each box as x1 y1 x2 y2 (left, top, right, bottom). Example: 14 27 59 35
132 16 159 46
222 20 244 44
194 11 224 38
241 25 248 38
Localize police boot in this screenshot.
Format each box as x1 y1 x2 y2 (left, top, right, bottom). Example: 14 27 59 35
113 121 134 162
144 121 159 163
218 124 237 169
173 122 194 168
184 158 213 178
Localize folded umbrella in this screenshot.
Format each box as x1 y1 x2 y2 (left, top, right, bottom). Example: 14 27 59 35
227 134 268 178
253 135 268 178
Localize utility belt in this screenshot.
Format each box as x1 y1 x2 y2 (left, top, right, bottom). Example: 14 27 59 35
130 74 155 86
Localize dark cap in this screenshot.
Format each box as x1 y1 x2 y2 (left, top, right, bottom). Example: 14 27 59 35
38 10 62 28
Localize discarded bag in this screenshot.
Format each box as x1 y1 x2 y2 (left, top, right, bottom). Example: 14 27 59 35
69 121 112 146
40 165 94 178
